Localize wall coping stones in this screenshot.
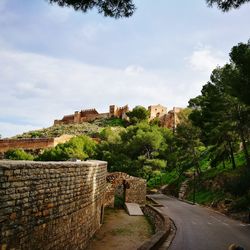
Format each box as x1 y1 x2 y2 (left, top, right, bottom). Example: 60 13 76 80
0 160 107 170
138 196 172 250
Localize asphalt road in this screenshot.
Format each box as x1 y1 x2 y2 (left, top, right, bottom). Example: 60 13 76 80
150 194 250 250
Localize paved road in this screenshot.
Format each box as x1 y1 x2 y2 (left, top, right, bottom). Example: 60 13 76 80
150 194 250 250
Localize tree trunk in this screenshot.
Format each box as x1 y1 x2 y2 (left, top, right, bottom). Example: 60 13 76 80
238 126 250 168
228 140 236 169
236 104 250 168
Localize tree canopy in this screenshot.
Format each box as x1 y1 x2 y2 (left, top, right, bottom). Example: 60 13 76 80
206 0 250 11
47 0 249 18
48 0 136 18
126 106 149 125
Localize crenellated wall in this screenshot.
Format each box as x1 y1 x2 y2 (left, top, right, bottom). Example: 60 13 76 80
0 160 107 250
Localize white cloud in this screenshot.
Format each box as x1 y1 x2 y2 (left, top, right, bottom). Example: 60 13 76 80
0 122 41 139
0 48 211 137
188 48 227 73
125 65 144 75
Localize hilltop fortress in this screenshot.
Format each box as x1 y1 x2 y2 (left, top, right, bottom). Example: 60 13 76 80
0 104 182 157
54 105 129 125
54 104 183 129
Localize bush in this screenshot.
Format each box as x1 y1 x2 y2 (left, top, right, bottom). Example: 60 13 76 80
5 149 34 160
224 170 250 196
229 194 250 212
36 135 96 161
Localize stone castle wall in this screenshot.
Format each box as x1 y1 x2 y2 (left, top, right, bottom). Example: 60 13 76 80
0 135 73 154
0 160 107 250
54 105 128 126
105 172 146 207
148 104 168 121
0 138 54 153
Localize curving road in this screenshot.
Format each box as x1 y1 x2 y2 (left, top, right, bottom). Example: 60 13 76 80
150 194 250 250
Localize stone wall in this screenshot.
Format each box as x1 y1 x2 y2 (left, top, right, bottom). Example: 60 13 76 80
0 138 54 153
161 107 183 129
148 104 168 121
105 172 146 207
0 160 107 250
109 105 129 119
139 204 171 250
0 135 73 155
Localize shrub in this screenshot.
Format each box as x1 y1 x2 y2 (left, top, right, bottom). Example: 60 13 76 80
36 135 96 161
5 149 34 160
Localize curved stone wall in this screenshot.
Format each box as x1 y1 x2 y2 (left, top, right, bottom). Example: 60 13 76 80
0 160 107 250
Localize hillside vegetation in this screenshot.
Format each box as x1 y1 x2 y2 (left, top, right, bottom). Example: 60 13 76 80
5 40 250 220
11 118 125 139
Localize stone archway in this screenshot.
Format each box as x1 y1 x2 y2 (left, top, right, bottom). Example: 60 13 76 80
105 172 146 207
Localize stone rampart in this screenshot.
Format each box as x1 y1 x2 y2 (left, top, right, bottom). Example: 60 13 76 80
0 138 54 153
0 135 73 154
0 160 107 250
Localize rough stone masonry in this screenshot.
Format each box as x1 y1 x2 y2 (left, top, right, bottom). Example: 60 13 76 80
0 160 107 250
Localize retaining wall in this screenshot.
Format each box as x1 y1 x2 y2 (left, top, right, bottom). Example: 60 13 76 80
0 160 107 250
138 204 171 250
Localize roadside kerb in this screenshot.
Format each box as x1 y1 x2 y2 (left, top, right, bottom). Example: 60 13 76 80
137 196 172 250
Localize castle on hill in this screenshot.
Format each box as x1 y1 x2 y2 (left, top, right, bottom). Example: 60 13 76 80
54 104 183 129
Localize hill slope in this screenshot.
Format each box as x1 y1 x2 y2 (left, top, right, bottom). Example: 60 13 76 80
11 117 126 139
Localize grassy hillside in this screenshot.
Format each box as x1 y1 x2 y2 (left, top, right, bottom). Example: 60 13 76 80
11 118 125 139
154 149 250 222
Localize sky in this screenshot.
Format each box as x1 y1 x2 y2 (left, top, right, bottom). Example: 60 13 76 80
0 0 250 138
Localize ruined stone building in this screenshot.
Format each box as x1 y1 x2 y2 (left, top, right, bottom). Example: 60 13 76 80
109 105 129 119
148 104 183 129
148 104 168 120
54 105 129 125
53 103 182 129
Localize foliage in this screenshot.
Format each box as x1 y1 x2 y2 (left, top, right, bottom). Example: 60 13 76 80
36 135 96 161
224 41 250 106
5 149 34 160
224 169 250 196
229 194 250 212
47 0 249 20
206 0 250 11
96 123 171 178
48 0 136 18
189 41 250 169
187 189 225 205
126 106 149 125
94 117 127 127
174 119 203 175
12 122 102 139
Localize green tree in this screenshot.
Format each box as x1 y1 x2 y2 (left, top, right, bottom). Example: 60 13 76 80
126 106 149 125
48 0 136 18
96 123 169 177
223 41 250 106
37 135 96 161
5 149 34 160
175 120 203 176
189 65 250 168
206 0 250 11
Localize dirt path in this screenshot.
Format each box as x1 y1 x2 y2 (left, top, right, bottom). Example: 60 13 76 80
87 208 153 250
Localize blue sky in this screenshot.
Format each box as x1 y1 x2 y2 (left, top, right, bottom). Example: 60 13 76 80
0 0 250 138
